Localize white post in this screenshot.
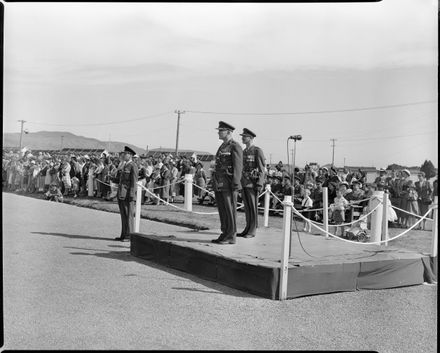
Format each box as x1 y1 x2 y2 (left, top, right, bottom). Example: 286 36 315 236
87 174 94 197
184 174 193 212
431 196 438 257
323 187 329 239
382 190 389 246
264 184 271 227
279 195 293 301
135 183 142 233
370 191 384 243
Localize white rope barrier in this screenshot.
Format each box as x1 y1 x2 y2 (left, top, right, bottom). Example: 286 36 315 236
139 183 245 215
149 177 185 191
289 204 434 246
95 178 112 187
268 189 383 228
391 204 434 221
192 182 215 196
140 184 221 215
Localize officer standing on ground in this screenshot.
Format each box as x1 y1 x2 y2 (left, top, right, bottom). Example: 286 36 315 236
238 128 266 238
115 146 139 242
211 121 243 245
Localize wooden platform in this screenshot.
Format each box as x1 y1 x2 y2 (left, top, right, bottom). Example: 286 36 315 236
130 226 437 299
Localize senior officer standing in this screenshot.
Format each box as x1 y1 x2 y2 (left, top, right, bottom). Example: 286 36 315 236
211 121 243 245
238 128 266 238
115 146 139 242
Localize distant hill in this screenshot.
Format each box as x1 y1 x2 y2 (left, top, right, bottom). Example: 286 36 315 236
2 131 144 154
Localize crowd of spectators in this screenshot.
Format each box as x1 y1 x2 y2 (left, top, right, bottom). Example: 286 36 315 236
263 162 438 231
3 150 437 231
1 149 207 205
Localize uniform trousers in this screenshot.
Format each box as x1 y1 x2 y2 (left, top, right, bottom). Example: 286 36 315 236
241 187 258 235
215 190 238 240
118 198 135 238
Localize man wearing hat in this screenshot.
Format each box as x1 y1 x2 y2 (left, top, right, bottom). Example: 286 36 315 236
238 128 266 238
115 146 139 241
211 121 243 244
374 168 388 185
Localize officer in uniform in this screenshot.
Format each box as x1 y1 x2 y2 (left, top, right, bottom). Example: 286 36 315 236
115 146 139 241
238 128 265 238
211 121 243 245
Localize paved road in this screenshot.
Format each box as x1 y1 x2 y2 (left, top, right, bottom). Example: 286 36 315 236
2 192 437 351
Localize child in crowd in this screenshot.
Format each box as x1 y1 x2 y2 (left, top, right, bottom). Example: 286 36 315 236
71 176 80 198
301 188 313 232
331 189 349 236
45 182 63 203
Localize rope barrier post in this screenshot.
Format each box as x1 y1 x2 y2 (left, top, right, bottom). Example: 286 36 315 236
134 182 142 233
279 195 293 301
370 191 383 243
264 184 271 227
184 174 193 212
323 187 329 239
381 190 389 246
431 196 438 257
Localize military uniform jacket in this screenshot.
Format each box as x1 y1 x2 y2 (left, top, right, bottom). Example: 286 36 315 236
117 160 139 201
240 145 265 189
213 138 243 191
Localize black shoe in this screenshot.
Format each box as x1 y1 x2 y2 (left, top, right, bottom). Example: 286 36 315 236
243 234 255 239
217 238 236 245
211 233 226 243
237 232 248 237
114 237 123 241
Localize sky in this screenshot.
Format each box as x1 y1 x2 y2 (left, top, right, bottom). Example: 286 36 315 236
3 0 438 168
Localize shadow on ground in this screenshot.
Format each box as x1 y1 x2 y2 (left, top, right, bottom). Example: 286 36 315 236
31 231 115 241
69 248 258 299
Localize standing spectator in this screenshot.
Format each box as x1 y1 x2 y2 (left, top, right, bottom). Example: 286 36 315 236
160 159 171 204
331 188 349 237
61 158 72 196
406 183 420 229
80 155 90 196
151 163 162 205
415 171 433 230
194 162 207 199
71 175 80 198
169 160 178 203
398 169 412 227
311 180 324 222
301 188 313 232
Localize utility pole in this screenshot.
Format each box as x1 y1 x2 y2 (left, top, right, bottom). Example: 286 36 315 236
18 120 26 151
330 138 337 167
174 110 185 157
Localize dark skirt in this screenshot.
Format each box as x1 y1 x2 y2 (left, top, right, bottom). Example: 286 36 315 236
333 209 345 224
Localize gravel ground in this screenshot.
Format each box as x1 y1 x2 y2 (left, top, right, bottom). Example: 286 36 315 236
2 192 437 351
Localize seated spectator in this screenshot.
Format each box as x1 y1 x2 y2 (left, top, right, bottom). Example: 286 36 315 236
45 182 63 202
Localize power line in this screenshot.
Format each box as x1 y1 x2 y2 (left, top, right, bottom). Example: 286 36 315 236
186 99 436 116
26 111 173 127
